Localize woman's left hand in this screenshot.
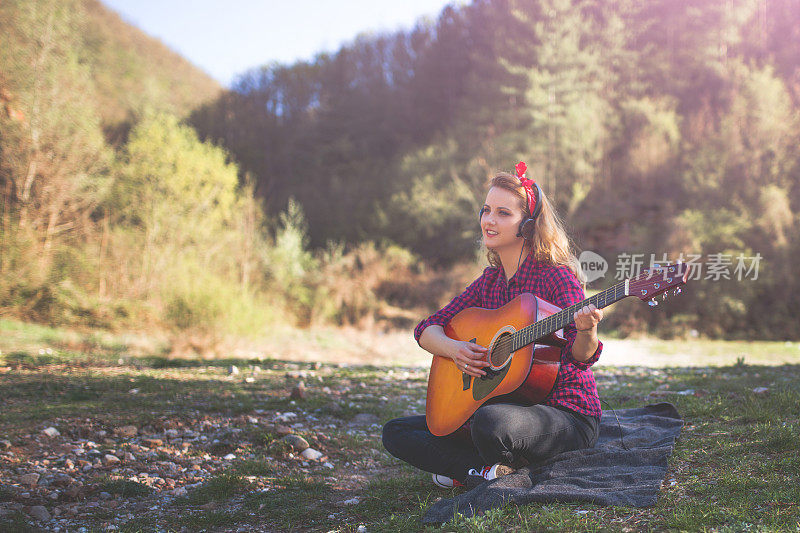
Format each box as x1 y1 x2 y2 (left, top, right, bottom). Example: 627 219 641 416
573 303 603 333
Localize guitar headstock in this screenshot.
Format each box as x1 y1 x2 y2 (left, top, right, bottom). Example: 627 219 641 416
629 263 689 306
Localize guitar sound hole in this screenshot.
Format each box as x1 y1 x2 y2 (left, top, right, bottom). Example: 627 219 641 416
490 332 513 367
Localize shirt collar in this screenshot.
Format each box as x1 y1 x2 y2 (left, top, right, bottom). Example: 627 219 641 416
506 249 538 286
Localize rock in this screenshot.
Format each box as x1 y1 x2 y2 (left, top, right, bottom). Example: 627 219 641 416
341 497 360 505
20 473 40 487
142 438 163 447
282 434 309 452
357 526 367 533
165 429 180 439
229 365 240 375
42 427 60 438
222 453 236 460
170 486 188 497
275 425 292 436
51 473 74 487
64 484 82 499
0 439 11 450
348 413 379 427
245 377 255 383
123 452 136 462
27 505 51 521
752 387 769 394
290 382 306 401
323 461 335 469
300 448 324 461
99 491 112 500
103 454 121 466
114 426 138 438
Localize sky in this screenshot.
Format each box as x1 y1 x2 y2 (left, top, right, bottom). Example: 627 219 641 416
102 0 458 88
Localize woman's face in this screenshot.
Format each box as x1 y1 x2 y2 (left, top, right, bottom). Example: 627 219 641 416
480 186 526 251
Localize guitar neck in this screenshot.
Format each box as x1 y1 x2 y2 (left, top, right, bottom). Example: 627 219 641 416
511 280 629 351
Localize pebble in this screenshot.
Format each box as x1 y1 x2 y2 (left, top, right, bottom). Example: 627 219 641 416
114 425 138 438
103 454 121 466
223 453 236 461
341 497 360 505
752 387 769 394
20 473 40 487
229 365 240 375
300 448 324 461
323 462 334 469
0 439 11 450
357 526 367 533
282 435 309 452
290 382 306 400
275 425 292 436
27 505 51 521
42 427 60 438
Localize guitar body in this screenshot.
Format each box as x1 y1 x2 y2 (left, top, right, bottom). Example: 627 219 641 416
425 293 565 437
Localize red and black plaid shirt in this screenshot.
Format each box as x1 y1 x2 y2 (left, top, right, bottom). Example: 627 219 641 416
414 253 602 418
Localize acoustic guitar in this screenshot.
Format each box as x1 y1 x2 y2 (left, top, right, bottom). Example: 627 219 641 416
425 263 689 436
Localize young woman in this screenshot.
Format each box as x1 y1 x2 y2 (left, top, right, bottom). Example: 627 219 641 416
382 162 604 488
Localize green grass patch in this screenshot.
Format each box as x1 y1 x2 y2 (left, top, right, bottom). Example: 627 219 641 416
243 475 334 530
179 474 249 505
94 478 154 498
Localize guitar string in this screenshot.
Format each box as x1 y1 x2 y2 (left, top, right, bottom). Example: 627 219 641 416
487 273 677 359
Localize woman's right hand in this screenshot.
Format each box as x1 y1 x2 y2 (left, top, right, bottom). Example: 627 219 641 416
446 339 489 377
418 325 490 378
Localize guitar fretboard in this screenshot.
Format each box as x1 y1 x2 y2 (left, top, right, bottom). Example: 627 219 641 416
510 281 628 351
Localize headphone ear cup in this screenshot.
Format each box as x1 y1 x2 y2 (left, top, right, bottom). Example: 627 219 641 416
519 218 535 239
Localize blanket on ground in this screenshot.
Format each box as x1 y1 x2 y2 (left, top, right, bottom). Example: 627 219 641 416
422 402 683 524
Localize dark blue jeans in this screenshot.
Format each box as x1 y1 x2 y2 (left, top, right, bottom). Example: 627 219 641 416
382 403 599 482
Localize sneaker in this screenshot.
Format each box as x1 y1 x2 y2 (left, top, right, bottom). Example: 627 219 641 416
463 463 514 489
432 473 464 488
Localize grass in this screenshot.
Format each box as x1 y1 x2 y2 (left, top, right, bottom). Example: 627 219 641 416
1 319 800 531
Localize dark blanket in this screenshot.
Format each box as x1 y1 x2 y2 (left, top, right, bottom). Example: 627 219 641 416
422 402 683 524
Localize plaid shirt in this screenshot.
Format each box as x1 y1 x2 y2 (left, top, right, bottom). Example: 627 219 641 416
414 253 603 418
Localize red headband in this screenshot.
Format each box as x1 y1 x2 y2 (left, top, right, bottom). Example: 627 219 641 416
515 161 537 215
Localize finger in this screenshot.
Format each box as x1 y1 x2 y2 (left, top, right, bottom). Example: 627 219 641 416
468 343 488 352
458 360 485 377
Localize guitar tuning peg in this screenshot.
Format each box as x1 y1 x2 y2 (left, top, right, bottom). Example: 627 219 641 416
648 299 658 307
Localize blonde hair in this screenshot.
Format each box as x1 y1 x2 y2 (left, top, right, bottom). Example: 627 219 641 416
485 172 585 283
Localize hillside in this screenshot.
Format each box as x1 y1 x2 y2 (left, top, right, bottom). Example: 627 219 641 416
85 0 222 127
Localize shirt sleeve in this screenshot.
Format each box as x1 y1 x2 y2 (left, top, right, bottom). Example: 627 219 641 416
413 270 487 345
545 265 603 370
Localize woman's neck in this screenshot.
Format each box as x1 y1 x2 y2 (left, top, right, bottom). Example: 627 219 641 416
498 242 530 282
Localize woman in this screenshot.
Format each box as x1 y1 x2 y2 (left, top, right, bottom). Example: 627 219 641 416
382 162 604 488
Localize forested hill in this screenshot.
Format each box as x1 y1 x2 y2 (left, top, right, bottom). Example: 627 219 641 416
82 0 222 127
2 0 221 131
191 0 800 266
